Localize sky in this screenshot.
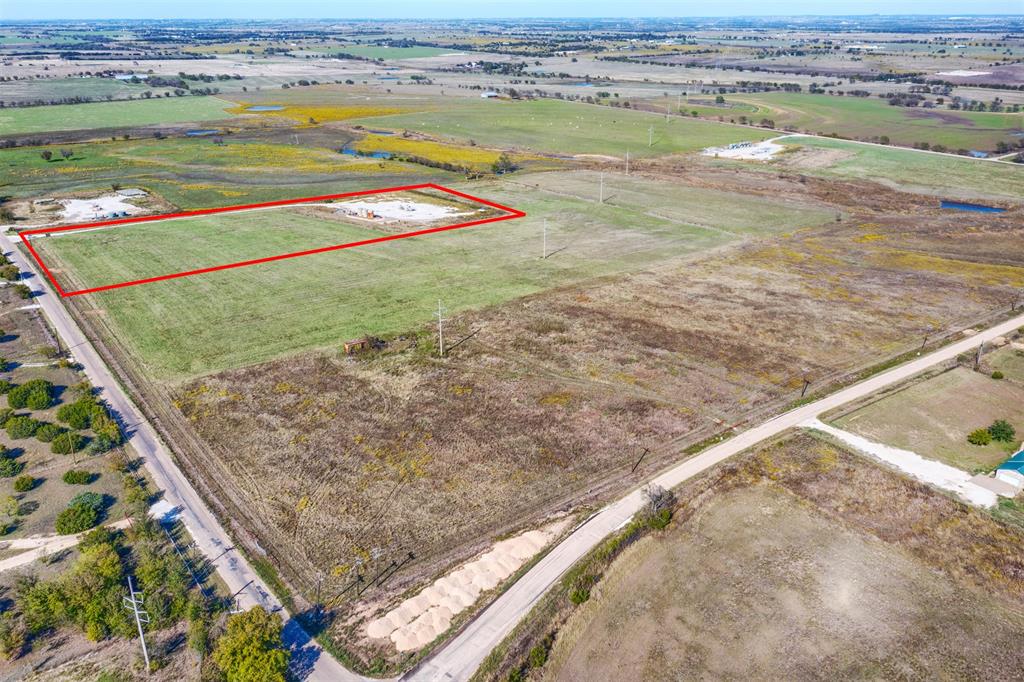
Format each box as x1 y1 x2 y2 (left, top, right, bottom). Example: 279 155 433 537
2 0 1021 20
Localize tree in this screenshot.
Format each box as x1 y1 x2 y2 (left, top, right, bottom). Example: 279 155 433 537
0 265 18 281
213 607 290 682
7 379 54 410
967 428 992 446
39 151 52 161
54 502 98 534
491 152 517 175
12 284 30 300
51 431 86 455
0 456 23 479
13 475 34 492
60 149 73 160
5 416 40 440
989 419 1016 443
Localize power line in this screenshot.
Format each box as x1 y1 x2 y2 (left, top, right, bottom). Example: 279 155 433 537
123 576 151 672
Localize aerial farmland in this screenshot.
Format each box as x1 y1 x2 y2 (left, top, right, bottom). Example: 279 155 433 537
0 11 1022 682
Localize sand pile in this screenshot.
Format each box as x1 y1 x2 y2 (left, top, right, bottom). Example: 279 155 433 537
366 518 570 652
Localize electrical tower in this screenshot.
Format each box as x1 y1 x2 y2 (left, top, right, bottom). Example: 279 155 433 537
123 576 151 672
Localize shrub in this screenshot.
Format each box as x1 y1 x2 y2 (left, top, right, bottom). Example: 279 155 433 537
0 458 23 478
5 416 39 440
35 346 58 360
13 475 34 492
967 428 993 446
0 408 12 424
0 382 10 396
7 380 53 410
12 285 30 300
528 643 548 668
0 359 8 373
992 370 1005 380
62 470 93 485
568 585 590 604
51 431 86 455
989 419 1016 443
0 265 19 282
54 503 98 535
34 423 64 443
57 398 99 430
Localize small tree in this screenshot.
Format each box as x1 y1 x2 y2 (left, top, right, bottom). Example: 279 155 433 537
967 428 992 446
51 431 86 455
212 607 290 682
5 416 40 440
13 475 34 492
60 149 73 160
62 470 93 485
989 420 1016 443
39 151 52 161
54 502 98 534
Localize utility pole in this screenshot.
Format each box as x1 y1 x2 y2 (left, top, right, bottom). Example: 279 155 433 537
974 341 984 371
648 125 654 147
625 149 629 175
123 577 151 673
435 300 447 357
677 91 682 112
599 172 604 203
542 218 547 259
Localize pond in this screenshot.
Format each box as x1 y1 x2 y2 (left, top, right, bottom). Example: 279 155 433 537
186 129 220 136
246 105 285 112
940 200 1006 214
340 147 392 159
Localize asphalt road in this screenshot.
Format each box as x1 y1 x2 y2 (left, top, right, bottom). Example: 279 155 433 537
408 311 1024 681
1 232 364 682
10 229 1022 682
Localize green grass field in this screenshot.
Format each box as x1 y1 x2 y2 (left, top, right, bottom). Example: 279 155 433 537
680 92 1023 152
336 45 456 59
35 170 830 379
352 98 771 157
778 137 1024 202
0 96 236 134
0 136 447 209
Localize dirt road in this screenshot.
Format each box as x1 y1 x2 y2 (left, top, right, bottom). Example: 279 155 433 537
408 311 1024 681
8 221 1022 681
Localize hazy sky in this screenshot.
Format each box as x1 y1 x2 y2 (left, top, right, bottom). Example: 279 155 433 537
2 0 1021 20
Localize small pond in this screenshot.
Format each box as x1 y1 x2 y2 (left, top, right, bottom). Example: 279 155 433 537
186 129 220 136
340 147 392 159
940 200 1006 214
246 105 285 112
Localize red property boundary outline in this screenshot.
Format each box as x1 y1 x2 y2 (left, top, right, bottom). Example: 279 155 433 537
21 183 525 297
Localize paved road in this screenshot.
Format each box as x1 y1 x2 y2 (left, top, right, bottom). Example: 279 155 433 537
0 232 362 682
409 312 1024 681
10 227 1022 682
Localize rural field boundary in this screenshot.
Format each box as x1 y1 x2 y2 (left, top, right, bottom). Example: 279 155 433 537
19 183 525 297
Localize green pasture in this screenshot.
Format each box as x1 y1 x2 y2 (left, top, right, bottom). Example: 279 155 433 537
336 45 456 59
0 137 446 210
0 96 236 135
777 136 1024 202
351 98 770 157
36 170 828 379
680 92 1023 152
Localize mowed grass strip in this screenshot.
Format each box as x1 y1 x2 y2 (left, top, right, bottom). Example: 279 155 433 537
779 136 1024 202
39 172 828 379
0 96 236 134
351 98 771 157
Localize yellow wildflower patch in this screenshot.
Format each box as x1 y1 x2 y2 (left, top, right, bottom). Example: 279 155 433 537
870 249 1024 287
354 134 507 170
231 104 408 125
